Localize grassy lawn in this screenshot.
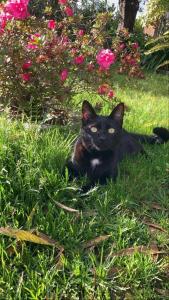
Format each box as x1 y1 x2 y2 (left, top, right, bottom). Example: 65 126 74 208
0 72 169 299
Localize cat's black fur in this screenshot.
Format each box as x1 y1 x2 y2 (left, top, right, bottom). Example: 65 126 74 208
66 100 169 190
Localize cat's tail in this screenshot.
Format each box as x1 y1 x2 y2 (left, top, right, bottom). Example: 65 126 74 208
130 127 169 145
153 127 169 143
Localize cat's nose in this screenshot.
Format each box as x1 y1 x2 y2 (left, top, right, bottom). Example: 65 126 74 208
99 136 106 142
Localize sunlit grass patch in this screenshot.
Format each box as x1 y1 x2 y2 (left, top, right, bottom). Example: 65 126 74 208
0 72 169 299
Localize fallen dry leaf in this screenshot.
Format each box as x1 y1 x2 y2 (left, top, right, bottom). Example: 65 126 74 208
143 221 167 233
0 227 63 249
56 247 64 259
55 253 65 270
111 244 167 260
151 202 166 211
83 235 111 249
54 201 80 214
31 229 63 250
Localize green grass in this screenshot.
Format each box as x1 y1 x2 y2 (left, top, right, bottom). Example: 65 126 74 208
0 72 169 299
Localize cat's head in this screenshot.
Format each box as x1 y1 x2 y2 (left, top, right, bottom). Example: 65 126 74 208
81 100 124 151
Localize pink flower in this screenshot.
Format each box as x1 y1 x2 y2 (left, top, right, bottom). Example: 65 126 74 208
22 60 32 70
64 6 73 17
96 49 116 70
4 0 30 20
98 84 109 95
0 28 4 35
0 13 7 29
60 69 68 81
48 19 56 30
1 19 6 29
74 55 85 65
119 43 125 51
60 35 69 46
0 12 12 30
27 33 41 50
78 29 84 36
132 42 139 49
58 0 67 5
27 43 38 50
107 89 115 98
125 54 131 62
33 33 40 37
21 72 31 81
129 58 136 66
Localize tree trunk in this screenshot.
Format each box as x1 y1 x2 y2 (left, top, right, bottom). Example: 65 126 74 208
118 0 140 33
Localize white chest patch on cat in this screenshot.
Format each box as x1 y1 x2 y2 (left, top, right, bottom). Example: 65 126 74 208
91 158 101 168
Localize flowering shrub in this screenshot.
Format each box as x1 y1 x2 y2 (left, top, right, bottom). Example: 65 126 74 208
113 29 144 78
0 0 144 118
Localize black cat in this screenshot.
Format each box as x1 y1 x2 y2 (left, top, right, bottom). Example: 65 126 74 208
66 100 169 190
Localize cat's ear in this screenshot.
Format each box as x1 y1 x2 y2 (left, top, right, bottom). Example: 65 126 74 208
109 103 124 127
82 100 97 122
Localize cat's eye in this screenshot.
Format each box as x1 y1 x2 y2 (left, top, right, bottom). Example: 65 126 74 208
90 127 98 133
108 128 115 134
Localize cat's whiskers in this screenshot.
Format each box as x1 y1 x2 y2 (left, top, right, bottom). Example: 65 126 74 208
90 136 100 151
92 141 100 151
81 136 100 151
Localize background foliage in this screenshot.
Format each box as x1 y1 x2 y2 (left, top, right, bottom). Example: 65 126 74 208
145 30 169 70
145 0 169 26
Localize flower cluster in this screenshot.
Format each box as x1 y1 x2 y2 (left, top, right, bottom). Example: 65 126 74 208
113 29 144 78
58 0 73 17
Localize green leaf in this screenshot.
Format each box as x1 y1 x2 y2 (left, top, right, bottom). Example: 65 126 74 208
146 35 169 46
145 43 169 55
156 60 169 69
146 31 169 48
